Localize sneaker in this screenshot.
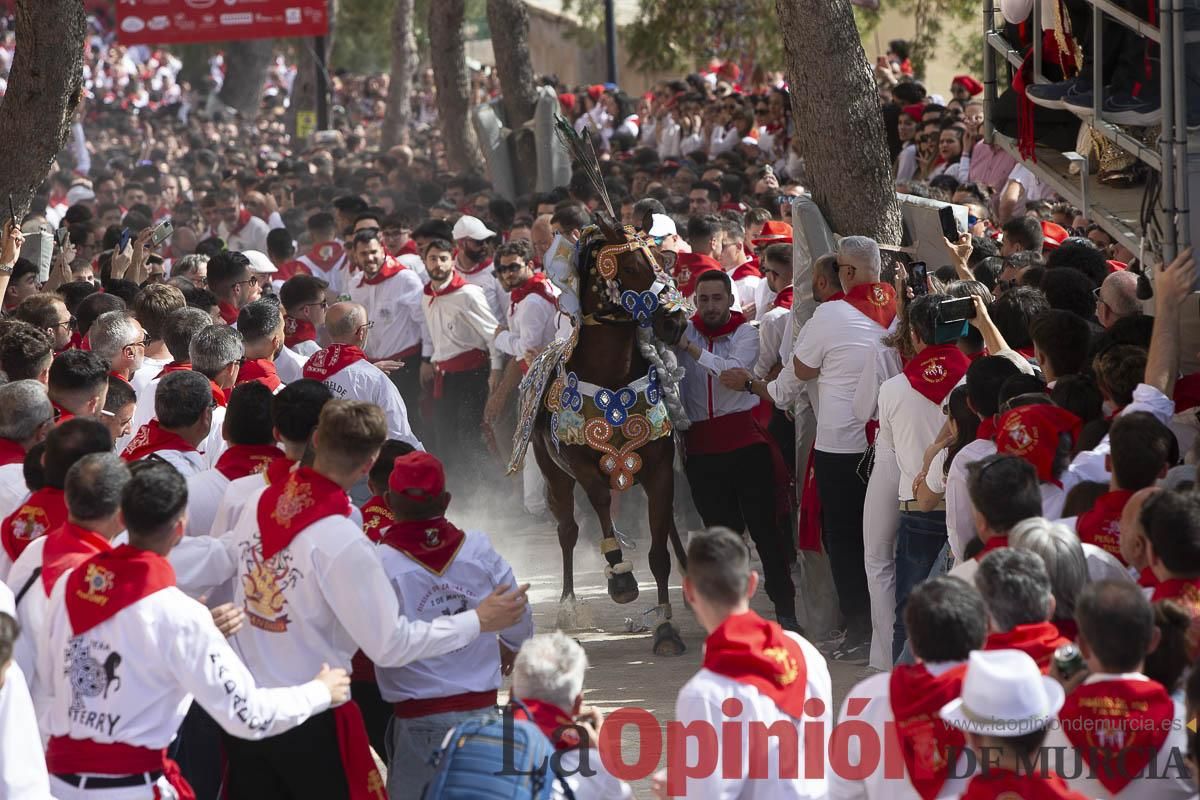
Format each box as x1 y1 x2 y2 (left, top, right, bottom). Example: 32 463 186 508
777 615 806 636
831 638 871 664
1102 93 1162 125
1062 86 1099 116
1026 76 1089 110
815 628 847 655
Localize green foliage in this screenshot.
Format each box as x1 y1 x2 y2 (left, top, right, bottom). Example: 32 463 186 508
329 0 489 74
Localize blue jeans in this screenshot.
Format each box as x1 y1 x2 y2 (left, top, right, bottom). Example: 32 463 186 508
892 510 948 663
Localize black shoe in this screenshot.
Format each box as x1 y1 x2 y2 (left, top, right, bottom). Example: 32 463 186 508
831 637 871 664
1025 76 1090 110
777 615 806 636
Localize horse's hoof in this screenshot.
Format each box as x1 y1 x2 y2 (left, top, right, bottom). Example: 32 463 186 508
608 571 639 604
556 599 594 631
653 622 686 656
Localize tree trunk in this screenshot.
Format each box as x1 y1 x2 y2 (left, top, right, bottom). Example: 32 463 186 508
774 0 902 244
381 0 418 150
428 0 485 174
287 38 324 139
486 0 539 194
218 38 276 118
0 0 86 216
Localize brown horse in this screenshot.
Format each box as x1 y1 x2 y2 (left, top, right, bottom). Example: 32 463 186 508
529 213 691 655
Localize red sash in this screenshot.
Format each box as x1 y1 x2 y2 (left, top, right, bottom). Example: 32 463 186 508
512 698 582 751
218 300 239 326
359 256 405 286
973 534 1008 561
903 344 970 406
45 738 195 800
1151 577 1200 660
889 663 968 800
331 701 387 800
285 317 318 349
731 262 762 281
0 437 25 466
691 310 747 340
275 259 312 282
961 768 1088 799
702 611 807 717
432 349 489 399
361 495 395 543
772 287 794 310
1075 490 1133 563
393 689 498 719
257 467 351 559
1058 677 1174 794
154 360 191 380
423 271 468 299
303 241 346 273
508 272 558 314
65 545 176 635
984 621 1068 673
379 517 466 575
684 409 769 456
236 358 282 392
41 522 113 594
121 420 199 462
304 345 367 381
842 282 897 328
215 444 283 481
1 487 67 562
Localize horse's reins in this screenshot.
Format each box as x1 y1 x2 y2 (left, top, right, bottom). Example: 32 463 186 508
582 235 680 327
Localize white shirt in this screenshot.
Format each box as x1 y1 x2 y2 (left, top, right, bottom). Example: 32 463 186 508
877 372 948 502
275 345 308 384
219 214 271 254
828 662 972 800
347 267 428 360
374 529 533 703
130 373 163 438
297 249 348 297
186 466 232 538
457 263 509 325
1041 481 1066 520
555 748 634 800
1069 384 1176 485
307 354 420 446
731 270 763 320
288 339 321 358
0 462 29 539
201 404 227 468
945 437 997 561
39 564 332 751
8 536 51 726
0 582 50 800
132 445 207 478
754 304 789 380
131 355 169 395
421 282 502 370
677 321 760 423
793 298 897 453
673 631 832 799
494 288 562 361
224 487 482 687
1041 673 1193 800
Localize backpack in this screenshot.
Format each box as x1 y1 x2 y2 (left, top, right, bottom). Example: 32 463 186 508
422 700 577 800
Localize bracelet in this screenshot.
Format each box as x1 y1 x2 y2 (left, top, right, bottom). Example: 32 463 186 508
0 262 14 275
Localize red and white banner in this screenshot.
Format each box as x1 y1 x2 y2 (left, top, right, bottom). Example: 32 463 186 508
116 0 329 46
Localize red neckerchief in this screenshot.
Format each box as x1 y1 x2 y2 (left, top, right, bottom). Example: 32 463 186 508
702 610 807 717
995 405 1082 486
730 262 762 281
303 344 367 381
1173 372 1200 412
691 310 748 341
41 522 112 594
1075 490 1133 563
974 534 1008 562
121 420 199 462
1138 567 1159 589
65 544 176 635
966 349 989 362
841 282 897 328
1151 578 1200 611
51 400 74 424
274 259 312 282
218 300 239 326
1 487 67 562
984 621 1069 673
508 272 558 315
215 443 283 481
903 344 970 406
359 256 405 286
285 317 317 348
236 358 282 392
109 371 132 386
257 466 351 559
379 517 466 575
889 663 968 800
771 287 794 310
977 416 997 441
361 495 395 543
1055 617 1078 641
304 241 345 272
154 360 191 380
826 290 846 302
229 208 253 237
423 271 468 299
1058 678 1174 794
961 768 1088 800
1016 345 1038 360
456 255 492 277
512 698 582 751
396 239 419 257
263 455 296 486
209 380 228 407
0 438 24 466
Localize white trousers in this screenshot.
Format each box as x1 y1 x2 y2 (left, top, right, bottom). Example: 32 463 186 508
863 453 901 672
49 774 177 800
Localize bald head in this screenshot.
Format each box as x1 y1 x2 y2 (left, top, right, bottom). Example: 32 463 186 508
1097 270 1141 328
326 302 368 343
531 214 553 259
1120 486 1160 569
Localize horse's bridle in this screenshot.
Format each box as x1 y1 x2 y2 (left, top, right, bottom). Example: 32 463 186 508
582 233 684 328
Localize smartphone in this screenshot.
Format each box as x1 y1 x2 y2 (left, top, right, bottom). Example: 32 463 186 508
939 206 961 241
117 227 131 251
937 296 977 323
7 195 14 227
20 230 53 284
148 219 174 248
908 261 929 297
54 226 69 249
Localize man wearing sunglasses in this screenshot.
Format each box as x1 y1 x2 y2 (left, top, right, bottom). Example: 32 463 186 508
15 294 75 354
208 250 261 326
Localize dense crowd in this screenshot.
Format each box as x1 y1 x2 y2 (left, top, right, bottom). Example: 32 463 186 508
0 10 1197 800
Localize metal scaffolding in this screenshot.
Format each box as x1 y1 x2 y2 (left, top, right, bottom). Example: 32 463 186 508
982 0 1196 269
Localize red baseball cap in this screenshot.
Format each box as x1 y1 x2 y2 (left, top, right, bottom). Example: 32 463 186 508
389 451 446 501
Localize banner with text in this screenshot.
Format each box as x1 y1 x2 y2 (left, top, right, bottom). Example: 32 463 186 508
116 0 329 46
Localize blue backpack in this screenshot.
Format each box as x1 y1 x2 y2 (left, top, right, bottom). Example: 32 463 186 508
422 700 577 800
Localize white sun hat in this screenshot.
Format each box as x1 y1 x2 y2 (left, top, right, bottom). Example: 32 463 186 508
939 649 1065 737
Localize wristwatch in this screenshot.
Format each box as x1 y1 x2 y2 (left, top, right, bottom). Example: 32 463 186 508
744 379 755 393
0 262 14 275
